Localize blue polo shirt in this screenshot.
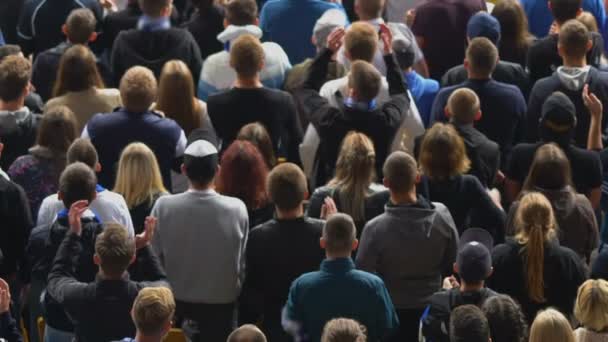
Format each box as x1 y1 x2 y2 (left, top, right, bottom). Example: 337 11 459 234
521 0 606 39
284 258 399 342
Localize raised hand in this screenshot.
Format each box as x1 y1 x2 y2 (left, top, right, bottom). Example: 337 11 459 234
68 200 89 237
135 216 157 250
379 23 393 55
320 197 338 220
326 27 346 54
583 84 603 118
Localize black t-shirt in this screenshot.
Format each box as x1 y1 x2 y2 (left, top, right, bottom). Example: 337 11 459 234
506 142 602 196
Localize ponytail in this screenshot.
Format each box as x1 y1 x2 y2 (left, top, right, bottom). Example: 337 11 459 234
524 223 546 302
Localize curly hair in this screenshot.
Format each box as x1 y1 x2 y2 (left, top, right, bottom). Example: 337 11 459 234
482 295 528 342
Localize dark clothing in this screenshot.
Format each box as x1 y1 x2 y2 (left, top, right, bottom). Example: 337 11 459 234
207 87 302 163
499 40 533 69
129 193 164 235
505 142 602 197
526 67 608 147
394 308 426 342
0 176 32 279
182 6 224 60
295 48 409 185
591 245 608 279
0 312 22 342
47 233 168 342
431 79 527 167
488 239 588 323
25 93 44 114
239 217 324 341
248 205 274 230
527 32 604 84
0 0 24 44
0 109 41 171
175 301 234 342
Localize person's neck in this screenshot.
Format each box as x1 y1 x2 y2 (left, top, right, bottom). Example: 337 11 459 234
0 98 25 112
358 14 379 21
276 205 304 220
98 270 125 281
325 252 352 260
467 72 491 81
234 77 263 89
451 119 474 127
389 190 417 205
134 332 163 342
563 58 587 68
460 280 485 292
189 182 213 192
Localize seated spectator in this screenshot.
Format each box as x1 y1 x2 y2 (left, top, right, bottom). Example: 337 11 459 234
113 143 168 235
0 279 23 342
506 92 603 208
237 123 276 169
111 0 202 86
431 37 527 167
307 132 385 234
83 66 186 189
529 309 577 342
47 210 168 342
527 20 608 147
119 287 176 342
421 228 498 342
321 319 367 342
44 45 121 132
182 0 224 60
488 192 587 323
16 0 102 57
283 213 399 342
574 279 608 342
0 45 44 114
441 12 530 100
481 295 529 342
357 151 458 342
37 138 134 236
506 143 598 262
9 106 77 218
227 325 267 342
152 140 248 341
491 0 535 69
198 0 291 100
418 123 505 240
207 34 301 162
216 141 272 228
449 305 491 342
526 0 604 84
0 55 41 170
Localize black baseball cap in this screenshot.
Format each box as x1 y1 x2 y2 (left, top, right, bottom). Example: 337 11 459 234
456 228 493 283
540 91 577 133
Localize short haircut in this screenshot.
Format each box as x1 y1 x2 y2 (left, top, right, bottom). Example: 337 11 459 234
267 163 307 211
119 66 157 113
348 60 382 102
0 55 31 102
344 22 378 62
550 0 582 23
0 45 22 62
447 88 480 123
183 154 218 186
132 287 175 336
225 0 258 26
323 213 356 254
67 138 99 168
559 19 591 58
38 106 78 153
230 34 264 78
95 223 135 277
450 305 490 342
138 0 171 17
574 279 608 332
321 318 367 342
383 151 418 193
466 37 498 76
59 162 97 208
355 0 385 18
227 324 267 342
419 123 471 180
65 8 96 44
578 11 599 32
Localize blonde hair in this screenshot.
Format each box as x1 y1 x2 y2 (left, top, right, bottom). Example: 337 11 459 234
230 34 265 78
113 143 167 208
447 88 480 123
529 309 575 342
120 66 157 113
132 287 175 336
344 22 378 62
574 279 608 332
419 123 471 180
328 132 376 222
514 192 557 303
321 318 367 342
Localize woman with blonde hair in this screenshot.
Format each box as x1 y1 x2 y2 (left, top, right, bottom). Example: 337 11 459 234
574 279 608 342
113 142 168 234
529 309 576 342
418 123 505 239
488 192 587 324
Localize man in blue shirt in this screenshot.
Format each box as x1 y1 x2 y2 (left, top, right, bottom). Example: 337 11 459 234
521 0 606 38
283 213 399 342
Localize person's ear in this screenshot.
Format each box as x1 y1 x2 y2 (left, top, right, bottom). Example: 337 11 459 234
93 254 101 266
557 43 565 58
259 59 266 71
344 50 351 62
352 239 359 251
311 36 317 47
548 1 552 11
487 267 494 278
463 59 470 71
586 39 593 52
58 191 64 201
576 8 583 16
62 24 68 37
223 18 229 28
255 18 260 26
161 5 172 17
475 110 482 121
0 142 4 157
129 254 136 265
162 319 172 335
95 162 102 173
88 32 98 43
383 177 389 188
415 173 421 184
320 237 326 249
444 106 451 119
304 190 310 200
91 191 97 202
453 262 459 274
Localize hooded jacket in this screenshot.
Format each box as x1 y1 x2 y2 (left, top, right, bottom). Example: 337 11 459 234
0 107 41 170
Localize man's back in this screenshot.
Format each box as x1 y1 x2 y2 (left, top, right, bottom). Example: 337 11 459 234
0 176 31 279
441 61 530 99
0 108 40 170
522 0 606 39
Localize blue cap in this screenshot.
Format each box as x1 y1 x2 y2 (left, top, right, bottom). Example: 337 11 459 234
456 228 493 282
467 12 501 45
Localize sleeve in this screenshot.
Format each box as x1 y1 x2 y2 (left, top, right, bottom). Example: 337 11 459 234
355 223 378 273
0 312 23 342
31 54 54 101
306 189 325 219
110 33 126 87
16 3 34 55
512 89 528 146
238 231 263 325
284 94 303 164
430 90 449 125
150 201 164 265
442 224 459 276
116 196 135 237
12 184 33 277
375 282 400 340
46 234 89 307
526 83 543 143
81 125 91 139
197 70 220 101
593 0 607 35
591 249 608 279
470 178 506 243
0 31 4 46
188 35 203 86
580 197 600 261
238 205 249 287
134 246 169 287
174 130 187 157
410 6 429 38
385 54 408 96
282 281 303 337
588 152 603 188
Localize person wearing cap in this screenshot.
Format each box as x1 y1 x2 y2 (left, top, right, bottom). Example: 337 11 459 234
441 12 530 100
420 228 498 342
356 151 458 342
151 139 248 341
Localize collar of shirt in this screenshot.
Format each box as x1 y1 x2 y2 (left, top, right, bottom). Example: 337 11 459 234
137 15 171 32
56 208 102 223
187 188 217 195
320 258 355 274
364 17 385 28
344 97 377 111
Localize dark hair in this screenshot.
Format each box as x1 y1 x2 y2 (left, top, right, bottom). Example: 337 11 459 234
183 154 218 186
138 0 171 16
59 162 97 208
0 45 22 62
225 0 258 26
53 45 104 97
237 123 276 169
323 213 357 254
492 0 534 54
450 305 491 342
383 151 417 193
267 163 307 211
37 106 78 153
67 138 99 168
550 0 582 23
0 55 31 102
482 295 528 342
216 141 268 210
559 19 591 58
522 143 573 192
65 8 96 44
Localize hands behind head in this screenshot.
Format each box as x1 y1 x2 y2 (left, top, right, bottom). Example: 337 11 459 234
135 217 157 250
326 28 346 54
68 200 89 237
379 23 393 55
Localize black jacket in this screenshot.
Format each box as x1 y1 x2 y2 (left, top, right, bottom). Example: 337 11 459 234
0 312 22 342
295 49 409 185
0 108 41 171
0 176 32 279
47 233 168 342
181 6 224 60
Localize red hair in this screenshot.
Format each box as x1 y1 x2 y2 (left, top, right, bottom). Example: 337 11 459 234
216 140 269 209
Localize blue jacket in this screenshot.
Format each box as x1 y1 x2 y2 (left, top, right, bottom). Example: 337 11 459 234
522 0 606 38
406 71 439 128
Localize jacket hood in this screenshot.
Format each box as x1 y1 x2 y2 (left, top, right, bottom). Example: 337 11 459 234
383 196 438 237
556 66 591 91
217 25 263 44
536 186 576 216
0 107 35 135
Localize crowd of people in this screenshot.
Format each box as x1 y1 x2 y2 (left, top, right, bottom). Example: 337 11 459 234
2 0 608 340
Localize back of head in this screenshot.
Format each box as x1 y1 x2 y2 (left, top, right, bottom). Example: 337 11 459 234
321 318 367 342
59 162 98 208
529 309 575 342
230 34 265 79
523 143 572 192
348 60 381 102
549 0 582 24
54 44 104 97
577 11 599 32
574 279 608 332
558 19 590 59
482 295 528 342
449 305 490 342
227 324 267 342
0 55 31 102
383 151 417 194
344 22 378 63
157 60 199 135
323 213 357 255
132 287 175 337
419 123 470 180
0 45 22 62
355 0 385 19
467 12 502 45
138 0 171 17
67 138 99 169
447 88 480 124
65 8 96 44
225 0 258 26
267 162 307 212
237 123 276 168
539 91 577 144
120 66 157 113
95 223 135 277
38 106 78 153
183 140 219 187
491 0 529 47
466 37 499 76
